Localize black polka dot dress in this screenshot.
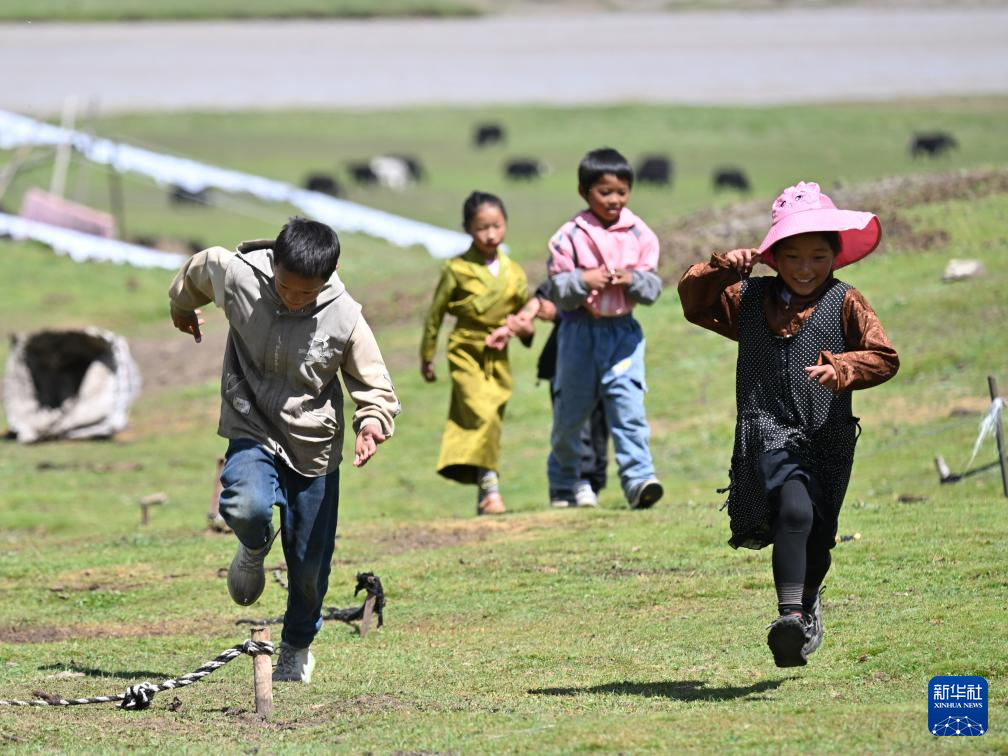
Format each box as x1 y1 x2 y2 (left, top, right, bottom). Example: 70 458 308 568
726 276 860 549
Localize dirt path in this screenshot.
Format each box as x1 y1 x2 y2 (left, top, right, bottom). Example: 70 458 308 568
3 8 1007 115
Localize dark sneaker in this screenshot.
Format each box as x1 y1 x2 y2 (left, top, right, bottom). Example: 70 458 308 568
227 528 275 606
766 613 810 668
549 489 574 508
629 479 663 510
802 590 824 658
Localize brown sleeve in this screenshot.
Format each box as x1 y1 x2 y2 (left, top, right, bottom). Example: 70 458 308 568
677 253 744 341
819 289 900 392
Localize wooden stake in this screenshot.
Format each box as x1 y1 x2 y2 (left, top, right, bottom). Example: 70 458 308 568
988 376 1008 498
360 594 377 638
251 626 273 718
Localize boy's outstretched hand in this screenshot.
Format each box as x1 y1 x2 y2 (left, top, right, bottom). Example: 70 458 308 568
805 363 839 392
170 303 204 343
723 248 762 278
354 424 386 467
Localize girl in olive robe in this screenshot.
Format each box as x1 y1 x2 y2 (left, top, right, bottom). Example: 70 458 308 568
420 192 529 515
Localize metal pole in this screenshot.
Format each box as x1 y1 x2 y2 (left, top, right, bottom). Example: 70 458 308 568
988 375 1008 498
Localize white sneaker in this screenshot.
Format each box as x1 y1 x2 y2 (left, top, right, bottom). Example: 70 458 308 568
226 529 274 606
272 643 316 683
573 481 599 507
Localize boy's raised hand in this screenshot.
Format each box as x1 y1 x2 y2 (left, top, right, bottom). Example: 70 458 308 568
723 248 762 277
354 424 386 467
170 303 204 343
581 266 611 292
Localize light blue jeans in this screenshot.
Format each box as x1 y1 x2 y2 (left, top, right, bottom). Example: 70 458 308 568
547 313 656 501
218 439 339 649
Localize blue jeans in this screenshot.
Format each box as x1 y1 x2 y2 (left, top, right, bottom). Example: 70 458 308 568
218 439 339 649
548 314 655 501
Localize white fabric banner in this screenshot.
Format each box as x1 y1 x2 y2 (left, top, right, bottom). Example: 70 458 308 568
0 211 185 269
0 109 470 259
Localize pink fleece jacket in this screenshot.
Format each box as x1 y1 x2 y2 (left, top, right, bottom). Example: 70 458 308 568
547 207 661 317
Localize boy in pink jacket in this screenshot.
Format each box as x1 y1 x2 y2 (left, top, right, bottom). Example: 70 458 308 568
546 147 663 509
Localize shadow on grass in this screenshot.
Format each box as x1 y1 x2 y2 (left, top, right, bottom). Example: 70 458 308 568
529 678 789 702
38 662 171 680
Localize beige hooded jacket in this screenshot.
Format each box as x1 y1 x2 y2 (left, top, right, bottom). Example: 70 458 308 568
169 240 400 476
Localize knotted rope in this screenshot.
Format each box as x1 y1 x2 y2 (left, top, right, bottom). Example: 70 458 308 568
0 640 273 711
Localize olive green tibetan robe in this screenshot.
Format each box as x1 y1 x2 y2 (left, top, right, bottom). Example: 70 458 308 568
421 247 529 484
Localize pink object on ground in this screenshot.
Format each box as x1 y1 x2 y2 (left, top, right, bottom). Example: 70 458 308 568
757 181 881 269
19 187 117 238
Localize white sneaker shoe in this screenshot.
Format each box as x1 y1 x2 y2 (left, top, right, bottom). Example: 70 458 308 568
226 529 274 606
573 481 599 507
272 643 316 683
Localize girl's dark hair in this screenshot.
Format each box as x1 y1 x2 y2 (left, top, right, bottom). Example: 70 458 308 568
578 147 634 191
769 231 842 261
819 231 842 255
462 191 507 230
273 217 341 279
770 229 842 260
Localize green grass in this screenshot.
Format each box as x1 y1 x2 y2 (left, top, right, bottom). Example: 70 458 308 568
1 0 991 22
0 0 480 22
1 101 1007 751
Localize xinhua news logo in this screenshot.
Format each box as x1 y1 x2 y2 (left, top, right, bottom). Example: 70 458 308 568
929 676 988 736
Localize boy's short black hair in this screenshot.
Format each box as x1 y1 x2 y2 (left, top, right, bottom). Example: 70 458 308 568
578 147 634 192
273 217 341 280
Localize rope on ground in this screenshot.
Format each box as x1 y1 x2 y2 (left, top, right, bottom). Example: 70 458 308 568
0 640 273 711
235 572 385 630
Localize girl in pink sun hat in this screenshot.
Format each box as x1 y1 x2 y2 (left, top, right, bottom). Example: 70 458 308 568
678 180 899 668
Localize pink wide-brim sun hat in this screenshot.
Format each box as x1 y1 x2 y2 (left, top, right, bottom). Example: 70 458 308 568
757 181 882 269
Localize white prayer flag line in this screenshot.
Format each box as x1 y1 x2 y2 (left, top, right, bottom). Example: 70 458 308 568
0 211 185 270
0 109 470 259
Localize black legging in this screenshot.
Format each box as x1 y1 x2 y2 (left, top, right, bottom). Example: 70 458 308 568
772 478 833 612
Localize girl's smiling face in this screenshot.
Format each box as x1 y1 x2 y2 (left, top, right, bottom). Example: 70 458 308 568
773 233 836 296
581 173 630 226
466 203 507 259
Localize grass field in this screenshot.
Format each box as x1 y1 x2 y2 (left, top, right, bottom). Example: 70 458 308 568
0 0 981 22
1 100 1006 752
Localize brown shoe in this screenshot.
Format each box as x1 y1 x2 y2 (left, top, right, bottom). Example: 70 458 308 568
477 492 506 515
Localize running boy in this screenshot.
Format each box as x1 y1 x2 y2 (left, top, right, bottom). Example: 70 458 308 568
678 181 899 667
546 147 663 510
169 218 400 684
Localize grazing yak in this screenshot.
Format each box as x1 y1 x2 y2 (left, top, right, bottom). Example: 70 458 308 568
504 158 546 181
474 123 506 147
910 132 959 158
637 155 673 186
303 173 342 197
713 167 751 192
